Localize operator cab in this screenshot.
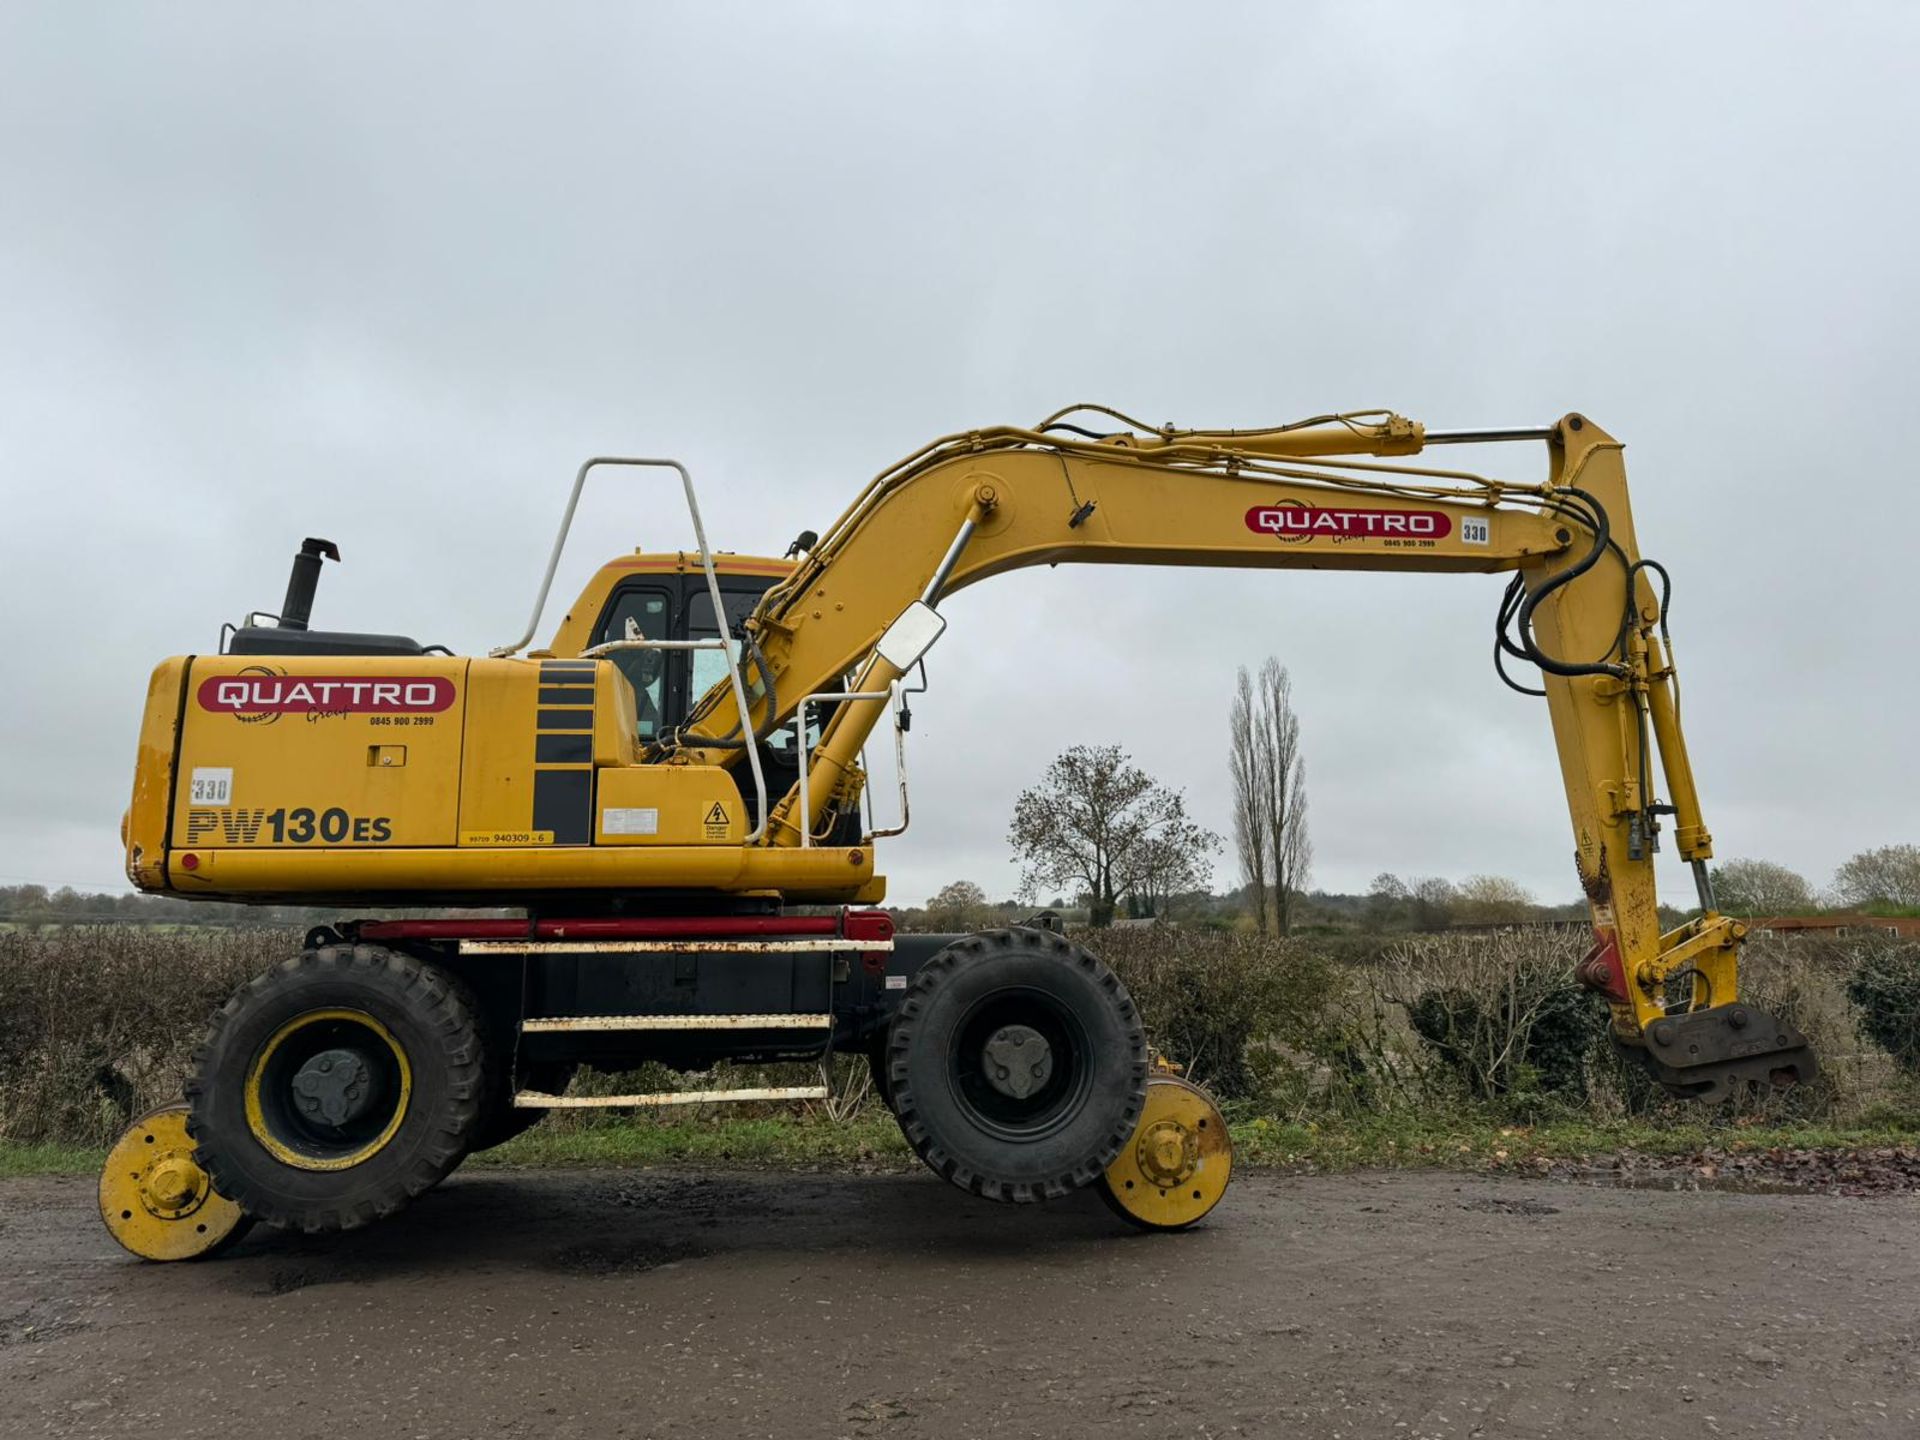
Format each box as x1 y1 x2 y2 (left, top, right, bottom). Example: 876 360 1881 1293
559 553 839 833
565 553 793 744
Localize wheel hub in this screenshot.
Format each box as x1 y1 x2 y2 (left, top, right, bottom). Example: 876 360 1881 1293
1136 1118 1200 1188
142 1154 208 1218
245 1008 414 1172
982 1025 1052 1100
291 1047 377 1127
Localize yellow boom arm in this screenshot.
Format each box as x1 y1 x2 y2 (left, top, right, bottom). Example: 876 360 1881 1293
672 407 1809 1099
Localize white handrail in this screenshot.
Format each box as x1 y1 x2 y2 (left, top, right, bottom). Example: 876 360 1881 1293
490 456 768 843
794 687 916 847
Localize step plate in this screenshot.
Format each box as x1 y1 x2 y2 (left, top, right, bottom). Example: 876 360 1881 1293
512 1085 830 1109
521 1013 834 1032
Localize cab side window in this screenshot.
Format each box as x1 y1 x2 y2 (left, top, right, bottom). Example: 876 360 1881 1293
594 587 671 740
686 584 826 756
685 588 764 700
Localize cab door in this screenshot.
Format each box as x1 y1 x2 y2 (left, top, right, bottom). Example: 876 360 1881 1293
590 584 674 743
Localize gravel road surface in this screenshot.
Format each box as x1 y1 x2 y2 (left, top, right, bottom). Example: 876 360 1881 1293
3 1166 1916 1438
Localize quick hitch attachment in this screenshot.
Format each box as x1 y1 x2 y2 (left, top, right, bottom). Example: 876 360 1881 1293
1629 1004 1818 1104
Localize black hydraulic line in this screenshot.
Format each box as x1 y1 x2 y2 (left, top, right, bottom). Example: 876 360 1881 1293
1491 500 1685 867
1624 558 1673 640
1494 575 1547 697
1493 495 1672 695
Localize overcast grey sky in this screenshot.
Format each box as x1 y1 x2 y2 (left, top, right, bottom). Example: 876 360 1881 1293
2 3 1915 909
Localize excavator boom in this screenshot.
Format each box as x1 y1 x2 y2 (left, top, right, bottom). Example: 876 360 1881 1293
661 408 1809 1099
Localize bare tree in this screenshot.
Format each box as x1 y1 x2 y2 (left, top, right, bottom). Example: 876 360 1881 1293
1008 744 1217 928
1833 845 1920 909
1711 858 1814 916
1365 872 1410 930
1130 817 1222 920
1255 659 1311 935
1410 876 1457 931
1228 668 1270 934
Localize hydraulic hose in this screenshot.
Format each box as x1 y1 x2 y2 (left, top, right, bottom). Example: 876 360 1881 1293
1513 486 1631 680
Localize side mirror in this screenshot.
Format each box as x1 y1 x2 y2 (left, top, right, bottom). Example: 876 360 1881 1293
874 601 947 671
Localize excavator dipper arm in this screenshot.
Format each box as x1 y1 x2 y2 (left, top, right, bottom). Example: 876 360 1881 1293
671 407 1811 1099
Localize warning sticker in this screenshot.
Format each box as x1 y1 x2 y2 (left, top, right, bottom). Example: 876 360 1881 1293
703 801 730 839
603 807 660 836
884 975 907 991
189 768 233 805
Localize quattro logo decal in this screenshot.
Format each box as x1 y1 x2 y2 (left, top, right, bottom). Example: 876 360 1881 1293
1245 505 1453 541
196 675 456 715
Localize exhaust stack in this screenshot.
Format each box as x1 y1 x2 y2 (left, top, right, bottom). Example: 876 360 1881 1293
279 538 340 631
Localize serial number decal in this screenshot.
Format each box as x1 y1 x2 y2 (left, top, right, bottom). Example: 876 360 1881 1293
1246 504 1453 544
189 767 233 805
602 808 659 836
185 807 393 845
196 675 456 716
460 830 556 847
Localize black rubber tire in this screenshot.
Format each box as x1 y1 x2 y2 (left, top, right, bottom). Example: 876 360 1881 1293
885 927 1147 1204
867 1039 895 1114
185 944 484 1234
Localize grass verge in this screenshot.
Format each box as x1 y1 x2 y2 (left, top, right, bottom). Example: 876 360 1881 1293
7 1109 1918 1182
1228 1111 1920 1172
0 1141 104 1178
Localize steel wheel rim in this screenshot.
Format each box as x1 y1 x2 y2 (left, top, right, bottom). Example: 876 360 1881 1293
244 1008 412 1171
946 986 1093 1142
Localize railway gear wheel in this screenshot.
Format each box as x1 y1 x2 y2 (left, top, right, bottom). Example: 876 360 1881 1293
885 927 1147 1203
1098 1074 1233 1231
186 943 484 1233
99 1102 254 1261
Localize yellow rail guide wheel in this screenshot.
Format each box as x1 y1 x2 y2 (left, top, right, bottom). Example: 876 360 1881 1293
1100 1075 1233 1231
99 1102 253 1261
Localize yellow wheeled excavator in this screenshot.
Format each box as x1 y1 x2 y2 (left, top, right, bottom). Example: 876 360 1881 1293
101 405 1811 1260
